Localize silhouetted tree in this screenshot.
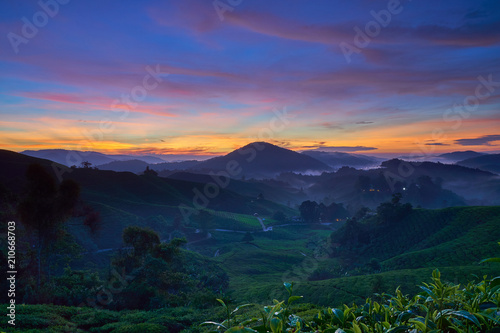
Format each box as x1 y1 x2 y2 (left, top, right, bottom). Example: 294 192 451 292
299 200 320 223
122 226 160 257
376 193 412 225
18 164 80 288
81 161 92 168
143 166 158 177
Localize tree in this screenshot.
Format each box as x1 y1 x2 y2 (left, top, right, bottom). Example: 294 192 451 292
241 232 254 243
376 193 412 225
299 200 320 223
194 210 213 234
353 207 369 221
18 164 80 288
81 161 92 168
143 166 158 177
122 226 160 257
272 211 286 223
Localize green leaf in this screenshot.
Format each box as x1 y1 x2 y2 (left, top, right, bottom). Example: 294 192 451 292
201 321 228 330
419 286 437 300
216 299 227 309
352 322 362 333
270 318 283 333
334 329 346 333
448 310 482 328
331 308 344 324
387 326 410 333
225 326 258 333
480 258 500 264
240 318 260 326
283 282 293 295
409 317 427 331
231 304 252 316
288 295 303 305
490 276 500 288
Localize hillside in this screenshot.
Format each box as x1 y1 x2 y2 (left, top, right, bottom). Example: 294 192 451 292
96 159 149 173
0 149 297 250
22 149 167 167
223 205 500 305
165 171 307 206
190 142 331 178
457 153 500 174
438 150 486 162
301 151 382 169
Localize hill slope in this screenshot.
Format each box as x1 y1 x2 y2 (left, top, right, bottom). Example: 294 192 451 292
438 150 486 162
301 151 382 169
0 149 296 249
457 153 500 174
191 142 331 178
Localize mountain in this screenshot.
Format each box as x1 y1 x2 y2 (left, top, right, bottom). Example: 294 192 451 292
165 171 307 205
95 160 200 174
0 149 295 249
438 150 486 162
301 150 382 169
151 160 200 171
97 159 150 173
456 153 500 174
190 142 331 178
22 149 115 167
22 149 171 167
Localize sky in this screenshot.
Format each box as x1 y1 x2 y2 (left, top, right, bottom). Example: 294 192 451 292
1 0 500 158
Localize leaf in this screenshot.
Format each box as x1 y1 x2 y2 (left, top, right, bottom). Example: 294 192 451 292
478 302 497 311
288 295 303 305
331 308 344 324
225 326 258 333
419 286 437 300
240 318 260 326
480 258 500 264
334 329 346 333
409 317 427 331
216 299 227 309
490 276 500 288
387 326 410 333
201 321 228 330
231 304 252 315
438 310 482 328
352 322 362 333
270 318 283 333
283 282 293 295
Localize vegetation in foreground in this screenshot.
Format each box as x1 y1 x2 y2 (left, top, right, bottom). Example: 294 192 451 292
2 268 499 332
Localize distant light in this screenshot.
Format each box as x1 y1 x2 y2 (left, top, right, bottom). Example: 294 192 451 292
403 187 406 191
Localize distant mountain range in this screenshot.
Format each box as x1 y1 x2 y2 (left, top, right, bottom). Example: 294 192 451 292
301 150 383 169
438 150 486 162
456 153 500 174
20 146 499 178
21 149 167 166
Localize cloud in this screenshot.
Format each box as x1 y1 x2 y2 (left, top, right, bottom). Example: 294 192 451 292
455 135 500 146
425 143 449 146
306 146 378 152
355 121 374 125
310 122 343 130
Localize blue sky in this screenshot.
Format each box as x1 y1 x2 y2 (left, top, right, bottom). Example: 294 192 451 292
1 0 499 157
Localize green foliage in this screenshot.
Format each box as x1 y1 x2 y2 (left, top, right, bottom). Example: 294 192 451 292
17 163 81 288
122 226 160 257
242 232 254 243
205 271 500 332
299 200 320 223
376 193 412 225
273 211 287 223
